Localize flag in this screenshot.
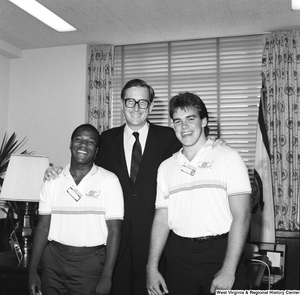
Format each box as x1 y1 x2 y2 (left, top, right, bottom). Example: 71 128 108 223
250 91 275 243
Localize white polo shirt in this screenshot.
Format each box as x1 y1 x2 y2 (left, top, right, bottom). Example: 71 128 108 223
39 164 124 247
155 139 251 238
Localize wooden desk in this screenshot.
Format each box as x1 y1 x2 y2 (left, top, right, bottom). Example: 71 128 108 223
249 242 286 290
0 251 30 295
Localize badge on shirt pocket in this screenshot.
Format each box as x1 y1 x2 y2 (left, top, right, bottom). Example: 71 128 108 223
86 190 100 199
198 161 213 169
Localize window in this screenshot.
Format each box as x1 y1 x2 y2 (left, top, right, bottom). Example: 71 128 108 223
113 35 263 179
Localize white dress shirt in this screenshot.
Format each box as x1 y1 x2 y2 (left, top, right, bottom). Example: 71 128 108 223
123 123 149 174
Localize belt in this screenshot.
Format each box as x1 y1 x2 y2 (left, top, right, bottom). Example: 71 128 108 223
51 241 105 254
174 231 229 243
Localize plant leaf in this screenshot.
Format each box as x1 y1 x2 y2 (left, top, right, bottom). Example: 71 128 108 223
0 132 30 176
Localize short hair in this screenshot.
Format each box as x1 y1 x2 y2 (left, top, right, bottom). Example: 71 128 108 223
71 124 101 148
169 92 210 137
121 79 155 102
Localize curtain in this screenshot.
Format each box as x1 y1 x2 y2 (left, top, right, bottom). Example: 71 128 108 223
261 31 300 233
250 86 275 242
87 45 114 133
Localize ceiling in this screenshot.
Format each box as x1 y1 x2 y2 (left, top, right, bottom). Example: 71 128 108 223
0 0 300 54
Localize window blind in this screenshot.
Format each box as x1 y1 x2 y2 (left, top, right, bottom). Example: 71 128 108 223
219 36 263 171
113 43 169 126
112 35 263 179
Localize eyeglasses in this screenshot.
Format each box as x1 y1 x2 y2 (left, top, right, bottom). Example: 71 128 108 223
124 98 150 109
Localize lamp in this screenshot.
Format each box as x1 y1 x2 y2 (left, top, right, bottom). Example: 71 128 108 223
291 0 300 10
9 0 77 32
0 154 49 267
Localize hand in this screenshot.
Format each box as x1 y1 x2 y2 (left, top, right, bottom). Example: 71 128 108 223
146 268 168 295
95 276 112 295
210 269 235 293
211 137 229 148
43 166 63 181
28 271 42 295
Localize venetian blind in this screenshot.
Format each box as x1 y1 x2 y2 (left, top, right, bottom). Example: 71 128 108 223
112 35 264 179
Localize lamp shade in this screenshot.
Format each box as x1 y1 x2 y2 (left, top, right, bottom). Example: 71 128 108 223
0 154 49 202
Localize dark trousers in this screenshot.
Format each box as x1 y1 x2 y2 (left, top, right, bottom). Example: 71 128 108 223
41 241 106 295
165 231 246 295
110 233 149 295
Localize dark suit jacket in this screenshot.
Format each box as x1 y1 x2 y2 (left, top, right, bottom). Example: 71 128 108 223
95 122 181 263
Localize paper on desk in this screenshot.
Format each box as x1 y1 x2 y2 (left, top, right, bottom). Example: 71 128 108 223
266 251 281 268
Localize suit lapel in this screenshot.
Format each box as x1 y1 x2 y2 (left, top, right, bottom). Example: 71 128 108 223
111 125 131 186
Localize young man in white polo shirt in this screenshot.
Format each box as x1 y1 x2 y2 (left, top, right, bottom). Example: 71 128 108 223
28 124 124 295
146 92 251 295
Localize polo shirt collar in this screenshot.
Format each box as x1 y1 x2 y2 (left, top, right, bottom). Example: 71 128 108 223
63 163 98 178
175 138 214 164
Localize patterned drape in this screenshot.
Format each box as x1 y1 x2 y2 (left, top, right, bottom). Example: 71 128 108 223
87 45 114 133
261 31 300 232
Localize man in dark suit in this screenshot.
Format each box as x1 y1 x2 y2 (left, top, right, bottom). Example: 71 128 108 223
96 79 182 295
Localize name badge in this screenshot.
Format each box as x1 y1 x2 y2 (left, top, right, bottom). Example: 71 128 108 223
181 163 197 176
67 187 82 202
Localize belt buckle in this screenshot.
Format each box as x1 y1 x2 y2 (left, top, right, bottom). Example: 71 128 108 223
190 235 212 243
196 236 210 242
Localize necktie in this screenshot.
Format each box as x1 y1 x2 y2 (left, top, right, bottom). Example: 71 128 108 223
130 132 142 185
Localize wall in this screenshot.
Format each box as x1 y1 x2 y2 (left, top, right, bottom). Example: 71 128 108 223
8 44 89 167
0 55 10 137
0 56 10 218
